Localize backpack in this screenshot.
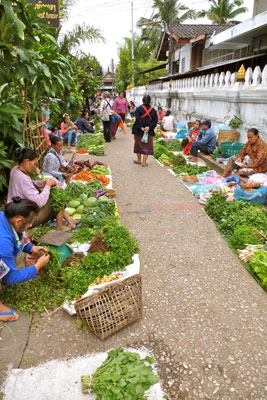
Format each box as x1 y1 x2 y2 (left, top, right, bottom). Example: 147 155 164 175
100 100 111 121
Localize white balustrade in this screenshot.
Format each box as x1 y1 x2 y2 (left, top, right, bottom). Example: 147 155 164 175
252 66 262 85
245 67 253 85
219 72 225 87
225 71 232 87
262 65 267 85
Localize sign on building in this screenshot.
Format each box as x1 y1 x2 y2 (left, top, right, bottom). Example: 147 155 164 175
26 0 59 28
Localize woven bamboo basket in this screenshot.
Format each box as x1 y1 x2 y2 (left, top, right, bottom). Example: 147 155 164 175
217 130 239 151
75 274 142 340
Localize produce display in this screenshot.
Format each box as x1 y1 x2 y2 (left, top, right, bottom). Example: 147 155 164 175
76 149 88 154
153 143 170 160
73 171 110 185
88 272 123 290
173 164 210 176
76 133 105 155
0 159 140 313
163 139 183 151
81 347 159 399
205 192 267 290
90 165 109 175
171 154 186 167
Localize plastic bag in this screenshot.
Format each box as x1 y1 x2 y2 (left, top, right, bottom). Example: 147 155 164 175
234 185 267 205
141 131 148 143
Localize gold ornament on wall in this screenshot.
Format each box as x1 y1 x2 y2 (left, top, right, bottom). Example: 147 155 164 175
169 79 173 88
236 64 246 82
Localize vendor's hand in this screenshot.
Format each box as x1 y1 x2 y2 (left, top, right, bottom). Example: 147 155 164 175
35 253 50 271
31 246 47 256
46 178 57 187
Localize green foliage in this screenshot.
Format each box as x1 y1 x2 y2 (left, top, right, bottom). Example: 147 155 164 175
153 143 170 159
50 188 67 211
64 223 138 298
0 141 12 192
250 251 267 290
170 154 187 166
198 0 248 25
81 347 159 399
164 139 182 151
173 164 210 175
230 225 260 250
205 193 267 236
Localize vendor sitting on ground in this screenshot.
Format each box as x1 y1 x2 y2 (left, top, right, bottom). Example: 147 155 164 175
162 110 175 131
182 120 201 155
42 136 69 180
190 120 216 163
61 113 78 149
157 107 166 124
75 111 94 134
0 198 50 321
8 148 77 231
223 128 267 178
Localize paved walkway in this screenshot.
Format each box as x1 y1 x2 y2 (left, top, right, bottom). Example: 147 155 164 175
1 130 267 399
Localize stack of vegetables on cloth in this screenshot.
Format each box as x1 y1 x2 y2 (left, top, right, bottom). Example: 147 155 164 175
8 148 77 231
0 198 50 322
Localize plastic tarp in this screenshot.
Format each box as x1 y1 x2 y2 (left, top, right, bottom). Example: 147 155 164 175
1 348 164 400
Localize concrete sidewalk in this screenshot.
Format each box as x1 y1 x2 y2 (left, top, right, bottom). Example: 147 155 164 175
1 130 266 399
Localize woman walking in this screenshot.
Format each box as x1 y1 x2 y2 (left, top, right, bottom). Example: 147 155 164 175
100 92 113 142
113 92 128 122
132 95 158 167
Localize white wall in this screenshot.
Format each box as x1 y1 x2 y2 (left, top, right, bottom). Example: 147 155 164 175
127 65 267 143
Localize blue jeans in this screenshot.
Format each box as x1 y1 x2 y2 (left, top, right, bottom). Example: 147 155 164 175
63 129 76 144
190 142 212 157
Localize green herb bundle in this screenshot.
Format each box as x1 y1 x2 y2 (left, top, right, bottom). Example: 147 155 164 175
250 251 267 289
165 139 182 151
81 347 159 399
173 164 210 175
50 188 67 211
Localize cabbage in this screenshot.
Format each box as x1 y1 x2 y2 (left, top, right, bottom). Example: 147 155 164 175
68 200 80 208
79 194 87 200
72 213 82 220
76 205 84 213
65 207 76 216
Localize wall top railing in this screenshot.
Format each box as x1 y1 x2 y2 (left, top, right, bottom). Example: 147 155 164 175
137 64 267 92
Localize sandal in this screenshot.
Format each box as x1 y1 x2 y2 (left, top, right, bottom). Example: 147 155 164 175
133 160 141 164
0 307 19 322
142 164 148 167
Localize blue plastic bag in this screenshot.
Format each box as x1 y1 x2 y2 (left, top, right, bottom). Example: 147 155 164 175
175 121 187 130
175 129 187 139
234 185 267 205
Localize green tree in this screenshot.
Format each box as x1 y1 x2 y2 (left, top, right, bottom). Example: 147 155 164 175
138 1 196 52
198 0 248 25
58 23 104 55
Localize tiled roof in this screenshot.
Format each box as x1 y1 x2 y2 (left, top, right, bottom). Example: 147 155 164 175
171 24 231 39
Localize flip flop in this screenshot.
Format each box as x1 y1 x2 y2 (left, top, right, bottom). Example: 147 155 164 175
142 164 148 167
133 161 141 164
0 307 19 322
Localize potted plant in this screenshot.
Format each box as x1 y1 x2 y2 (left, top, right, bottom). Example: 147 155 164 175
217 115 243 152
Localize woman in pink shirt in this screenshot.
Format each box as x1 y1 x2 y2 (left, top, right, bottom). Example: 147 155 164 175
113 92 128 122
157 107 166 123
8 148 77 231
60 113 78 149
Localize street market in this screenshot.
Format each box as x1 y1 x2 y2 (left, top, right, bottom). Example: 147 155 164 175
0 1 267 399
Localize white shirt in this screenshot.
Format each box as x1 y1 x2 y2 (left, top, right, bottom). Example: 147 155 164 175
162 115 175 131
100 98 114 115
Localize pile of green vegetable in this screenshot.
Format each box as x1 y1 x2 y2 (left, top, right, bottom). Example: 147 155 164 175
173 164 210 176
153 143 170 160
76 133 105 155
60 223 139 298
205 192 267 289
91 165 109 175
163 139 182 151
0 222 138 311
171 154 186 167
81 347 159 399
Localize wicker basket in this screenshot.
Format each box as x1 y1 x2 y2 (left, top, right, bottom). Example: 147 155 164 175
75 274 142 340
217 130 239 151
